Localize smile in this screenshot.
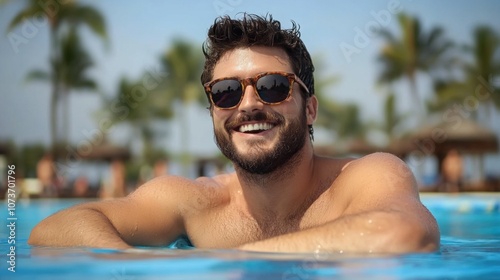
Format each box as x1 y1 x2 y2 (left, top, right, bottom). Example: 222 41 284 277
238 122 275 133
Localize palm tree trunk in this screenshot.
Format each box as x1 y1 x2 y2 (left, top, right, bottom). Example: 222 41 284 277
49 26 60 160
63 90 70 151
408 73 424 118
50 86 58 157
141 125 153 164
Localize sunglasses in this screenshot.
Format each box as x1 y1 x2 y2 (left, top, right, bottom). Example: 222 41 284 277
204 71 310 109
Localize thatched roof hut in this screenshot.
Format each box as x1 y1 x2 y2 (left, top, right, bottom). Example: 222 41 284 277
406 119 498 155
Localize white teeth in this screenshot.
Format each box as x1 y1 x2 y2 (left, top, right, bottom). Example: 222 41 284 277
239 123 274 133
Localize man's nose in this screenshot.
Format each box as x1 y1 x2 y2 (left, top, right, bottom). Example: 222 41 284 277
238 85 264 112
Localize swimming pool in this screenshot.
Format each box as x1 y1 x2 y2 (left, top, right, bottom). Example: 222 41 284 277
1 194 499 279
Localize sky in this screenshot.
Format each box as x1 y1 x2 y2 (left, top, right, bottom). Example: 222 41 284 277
1 0 499 178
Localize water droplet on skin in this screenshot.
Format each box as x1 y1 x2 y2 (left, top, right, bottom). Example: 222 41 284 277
314 244 322 255
131 224 138 237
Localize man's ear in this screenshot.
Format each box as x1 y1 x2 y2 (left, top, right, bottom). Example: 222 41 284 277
306 95 318 125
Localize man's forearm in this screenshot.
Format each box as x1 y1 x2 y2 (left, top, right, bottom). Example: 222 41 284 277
28 207 131 249
239 211 438 254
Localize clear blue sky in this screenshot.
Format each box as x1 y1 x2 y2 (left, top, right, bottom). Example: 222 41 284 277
1 0 499 159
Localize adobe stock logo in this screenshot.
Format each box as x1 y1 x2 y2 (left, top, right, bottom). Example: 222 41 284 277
213 0 243 15
7 0 69 54
339 0 406 63
7 13 48 54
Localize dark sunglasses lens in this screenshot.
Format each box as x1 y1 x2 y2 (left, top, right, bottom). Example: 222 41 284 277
256 74 290 103
210 79 242 108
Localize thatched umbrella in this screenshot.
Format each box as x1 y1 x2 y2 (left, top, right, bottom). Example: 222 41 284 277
314 119 498 161
407 119 498 155
77 143 131 162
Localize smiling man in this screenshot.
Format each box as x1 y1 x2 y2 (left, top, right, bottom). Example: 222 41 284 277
28 14 439 253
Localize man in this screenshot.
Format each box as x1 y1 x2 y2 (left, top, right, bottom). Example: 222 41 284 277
28 14 439 253
36 153 58 198
441 149 464 192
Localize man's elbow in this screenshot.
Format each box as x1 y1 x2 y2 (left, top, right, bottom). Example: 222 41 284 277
27 223 45 246
385 216 440 253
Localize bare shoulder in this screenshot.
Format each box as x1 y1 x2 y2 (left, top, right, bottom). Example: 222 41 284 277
341 152 417 190
129 174 232 209
131 175 200 197
332 152 421 211
88 175 210 220
86 174 233 223
343 152 409 171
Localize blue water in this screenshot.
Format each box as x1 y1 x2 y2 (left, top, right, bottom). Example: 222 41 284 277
1 194 499 280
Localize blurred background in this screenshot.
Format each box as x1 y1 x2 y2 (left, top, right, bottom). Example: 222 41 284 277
1 0 499 199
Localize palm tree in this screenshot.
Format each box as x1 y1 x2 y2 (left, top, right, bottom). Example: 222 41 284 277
381 93 398 138
378 13 453 115
6 0 107 158
313 55 366 144
380 92 410 140
27 27 97 148
428 26 500 120
103 77 174 164
316 98 366 142
466 26 500 114
160 39 205 175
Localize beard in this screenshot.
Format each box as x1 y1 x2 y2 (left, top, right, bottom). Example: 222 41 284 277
214 108 308 175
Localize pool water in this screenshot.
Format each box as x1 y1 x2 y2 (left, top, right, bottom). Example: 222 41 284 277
1 194 499 279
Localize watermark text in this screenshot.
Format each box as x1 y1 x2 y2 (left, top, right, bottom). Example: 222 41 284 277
6 165 17 273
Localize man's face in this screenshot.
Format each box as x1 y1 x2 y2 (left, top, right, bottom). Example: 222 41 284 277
210 46 313 174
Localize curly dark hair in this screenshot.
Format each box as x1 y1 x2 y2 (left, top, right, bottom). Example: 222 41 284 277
201 14 315 97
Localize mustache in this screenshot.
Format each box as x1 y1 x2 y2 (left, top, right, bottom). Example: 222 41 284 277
225 111 284 130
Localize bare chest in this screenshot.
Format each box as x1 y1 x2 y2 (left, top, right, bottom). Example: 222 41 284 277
186 199 336 249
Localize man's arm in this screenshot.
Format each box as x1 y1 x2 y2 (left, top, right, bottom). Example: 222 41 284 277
239 153 440 253
28 176 188 248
